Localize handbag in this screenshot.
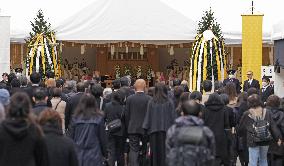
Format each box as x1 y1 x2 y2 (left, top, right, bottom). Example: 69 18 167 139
107 119 122 133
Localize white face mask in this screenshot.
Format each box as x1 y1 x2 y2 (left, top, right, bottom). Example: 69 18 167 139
262 82 268 87
228 75 234 79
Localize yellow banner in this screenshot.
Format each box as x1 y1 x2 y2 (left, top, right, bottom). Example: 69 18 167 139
242 14 263 86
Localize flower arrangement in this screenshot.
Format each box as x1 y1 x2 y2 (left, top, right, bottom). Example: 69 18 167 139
115 65 121 79
136 65 142 79
146 65 153 80
124 64 132 77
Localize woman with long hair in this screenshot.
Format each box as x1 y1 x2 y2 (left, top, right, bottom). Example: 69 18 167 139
225 82 238 108
0 92 48 166
104 90 126 166
68 94 107 166
39 109 78 166
143 83 176 166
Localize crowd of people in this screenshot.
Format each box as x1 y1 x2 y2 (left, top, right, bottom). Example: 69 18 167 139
0 70 283 166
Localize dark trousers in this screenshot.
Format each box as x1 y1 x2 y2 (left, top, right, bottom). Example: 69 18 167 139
268 154 283 166
238 150 249 166
108 135 125 166
149 132 166 166
129 134 147 166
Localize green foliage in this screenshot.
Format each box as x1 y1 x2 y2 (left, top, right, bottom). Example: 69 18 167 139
197 8 223 40
26 9 56 78
26 9 54 43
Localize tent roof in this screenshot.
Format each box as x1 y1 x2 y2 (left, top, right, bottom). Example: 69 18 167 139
272 19 284 40
1 0 284 44
56 0 197 41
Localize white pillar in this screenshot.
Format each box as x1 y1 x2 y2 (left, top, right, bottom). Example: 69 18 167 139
0 16 10 75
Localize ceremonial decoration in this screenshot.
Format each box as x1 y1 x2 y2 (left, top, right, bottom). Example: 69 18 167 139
115 65 121 79
25 10 61 78
135 65 142 79
124 64 132 76
189 8 226 91
146 65 153 80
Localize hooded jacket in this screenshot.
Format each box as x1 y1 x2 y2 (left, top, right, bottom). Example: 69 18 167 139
166 116 215 166
0 119 49 166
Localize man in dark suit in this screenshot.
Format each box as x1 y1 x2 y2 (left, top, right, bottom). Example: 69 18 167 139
23 72 52 107
65 82 86 130
120 76 135 98
125 79 152 166
261 76 274 103
243 71 260 92
32 87 49 116
223 70 241 93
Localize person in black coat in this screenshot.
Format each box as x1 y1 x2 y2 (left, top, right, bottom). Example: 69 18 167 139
243 71 260 92
143 83 176 166
1 72 8 85
203 93 230 166
261 76 274 103
238 94 281 166
65 82 86 130
90 84 108 111
32 87 50 116
235 92 249 166
39 109 78 166
266 95 284 166
0 92 49 166
9 78 24 96
223 70 242 93
120 76 135 98
23 72 45 105
105 90 126 166
125 79 152 166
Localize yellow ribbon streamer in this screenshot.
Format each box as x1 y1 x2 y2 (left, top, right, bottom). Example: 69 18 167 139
41 36 46 75
203 42 208 82
29 35 41 74
193 37 203 91
214 40 221 81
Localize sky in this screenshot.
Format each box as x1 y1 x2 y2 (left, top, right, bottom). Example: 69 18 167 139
1 0 284 38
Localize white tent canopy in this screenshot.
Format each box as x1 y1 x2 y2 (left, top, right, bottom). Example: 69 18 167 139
1 0 284 44
272 19 284 41
56 0 197 42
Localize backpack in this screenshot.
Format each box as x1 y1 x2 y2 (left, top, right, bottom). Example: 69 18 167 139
252 109 273 143
168 126 214 166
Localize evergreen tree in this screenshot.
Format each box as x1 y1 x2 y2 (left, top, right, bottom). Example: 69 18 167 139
27 10 54 43
26 10 56 78
197 8 223 40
